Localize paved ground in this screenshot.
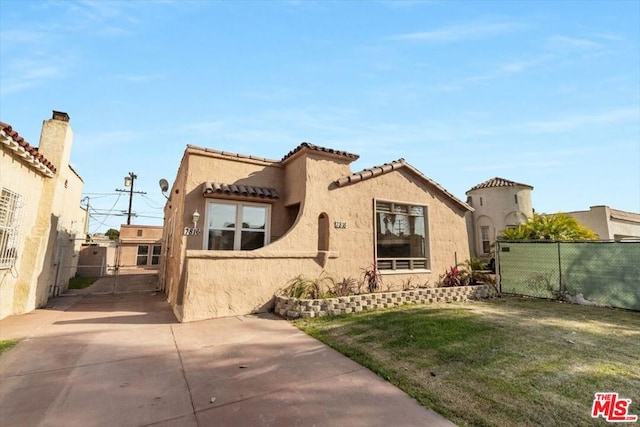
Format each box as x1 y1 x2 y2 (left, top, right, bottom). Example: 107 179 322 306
0 278 455 427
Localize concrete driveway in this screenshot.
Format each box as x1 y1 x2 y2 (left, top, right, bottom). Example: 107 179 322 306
0 288 454 426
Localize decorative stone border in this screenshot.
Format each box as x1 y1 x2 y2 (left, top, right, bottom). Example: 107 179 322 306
275 285 494 319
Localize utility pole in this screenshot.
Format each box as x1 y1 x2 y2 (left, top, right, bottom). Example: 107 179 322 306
82 196 90 237
116 172 146 225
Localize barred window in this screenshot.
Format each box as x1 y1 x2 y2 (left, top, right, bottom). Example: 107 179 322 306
0 188 23 269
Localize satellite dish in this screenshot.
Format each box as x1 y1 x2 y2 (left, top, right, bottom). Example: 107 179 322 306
159 178 169 192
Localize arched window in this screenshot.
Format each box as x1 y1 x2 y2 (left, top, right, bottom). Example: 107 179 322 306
318 213 329 251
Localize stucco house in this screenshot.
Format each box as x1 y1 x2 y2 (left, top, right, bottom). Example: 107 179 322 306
564 206 640 240
160 143 473 322
0 111 85 319
118 224 163 272
465 177 534 258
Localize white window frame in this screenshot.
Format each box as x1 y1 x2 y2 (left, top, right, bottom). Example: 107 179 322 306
136 244 162 266
205 200 271 250
480 226 491 254
0 188 23 270
374 199 430 272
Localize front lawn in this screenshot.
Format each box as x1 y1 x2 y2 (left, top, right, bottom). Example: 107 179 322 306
68 276 99 289
295 297 640 426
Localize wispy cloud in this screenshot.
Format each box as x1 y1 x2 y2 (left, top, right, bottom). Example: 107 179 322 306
115 73 165 83
391 21 523 43
544 35 604 53
521 107 639 133
0 53 70 96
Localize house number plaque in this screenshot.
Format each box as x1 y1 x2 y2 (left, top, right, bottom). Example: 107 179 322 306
184 227 202 236
334 221 347 229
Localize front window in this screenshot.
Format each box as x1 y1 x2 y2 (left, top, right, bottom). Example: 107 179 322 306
206 201 269 250
0 188 22 270
375 200 429 270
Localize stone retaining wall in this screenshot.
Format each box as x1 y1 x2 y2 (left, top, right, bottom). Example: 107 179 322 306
275 285 494 319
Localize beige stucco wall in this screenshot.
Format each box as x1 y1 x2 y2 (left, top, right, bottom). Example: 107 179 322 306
0 149 47 318
0 114 84 319
163 147 471 322
466 186 533 257
118 225 163 271
566 206 640 240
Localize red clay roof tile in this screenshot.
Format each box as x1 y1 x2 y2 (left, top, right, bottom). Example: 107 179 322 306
336 159 472 212
203 182 280 200
0 121 57 173
281 142 359 162
467 177 533 192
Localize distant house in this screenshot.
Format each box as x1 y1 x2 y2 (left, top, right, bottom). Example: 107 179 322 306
160 143 473 322
564 206 640 240
465 177 534 258
77 234 118 277
118 225 163 273
0 111 85 319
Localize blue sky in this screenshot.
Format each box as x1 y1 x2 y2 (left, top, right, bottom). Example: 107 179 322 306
1 0 638 233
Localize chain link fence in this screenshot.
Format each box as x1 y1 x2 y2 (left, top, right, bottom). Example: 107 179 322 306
497 240 640 311
60 238 160 295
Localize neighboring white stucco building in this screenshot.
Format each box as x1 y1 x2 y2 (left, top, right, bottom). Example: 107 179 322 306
564 206 640 240
0 111 85 319
465 177 534 258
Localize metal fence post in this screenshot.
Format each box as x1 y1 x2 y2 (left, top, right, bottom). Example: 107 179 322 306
557 241 563 295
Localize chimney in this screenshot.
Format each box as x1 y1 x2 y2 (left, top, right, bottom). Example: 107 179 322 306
52 111 70 122
37 110 74 173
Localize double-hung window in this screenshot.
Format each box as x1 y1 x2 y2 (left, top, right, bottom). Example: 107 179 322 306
375 200 429 271
136 244 162 266
206 201 269 250
0 188 22 270
481 226 491 254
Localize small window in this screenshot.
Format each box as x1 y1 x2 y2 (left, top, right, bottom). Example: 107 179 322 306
514 195 518 204
151 245 162 265
137 229 143 237
480 197 483 206
136 245 149 266
481 226 491 254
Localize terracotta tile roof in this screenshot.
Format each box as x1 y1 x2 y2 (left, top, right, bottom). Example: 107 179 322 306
187 145 279 163
467 177 533 193
335 159 472 212
281 142 359 162
0 121 57 175
203 182 280 200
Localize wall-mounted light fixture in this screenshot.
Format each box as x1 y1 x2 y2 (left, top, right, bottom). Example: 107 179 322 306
159 178 169 199
192 209 200 228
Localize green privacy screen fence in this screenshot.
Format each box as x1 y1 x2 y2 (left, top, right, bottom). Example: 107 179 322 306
497 241 640 311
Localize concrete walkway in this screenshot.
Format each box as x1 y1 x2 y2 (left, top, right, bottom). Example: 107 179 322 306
0 288 455 426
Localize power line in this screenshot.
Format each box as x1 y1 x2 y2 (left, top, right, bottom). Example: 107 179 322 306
91 193 123 233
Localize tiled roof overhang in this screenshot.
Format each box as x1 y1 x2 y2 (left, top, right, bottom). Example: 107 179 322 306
281 142 359 163
467 177 533 193
203 182 280 200
335 159 473 212
0 121 57 177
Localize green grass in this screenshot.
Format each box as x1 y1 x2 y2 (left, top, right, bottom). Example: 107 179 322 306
0 339 20 355
295 297 640 427
68 276 99 289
